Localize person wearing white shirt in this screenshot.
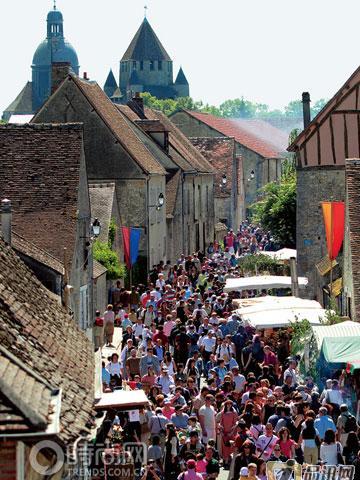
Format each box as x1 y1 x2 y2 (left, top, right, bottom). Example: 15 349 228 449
133 318 145 338
283 360 298 386
157 368 175 395
256 423 278 460
231 365 246 392
155 274 166 292
198 331 216 362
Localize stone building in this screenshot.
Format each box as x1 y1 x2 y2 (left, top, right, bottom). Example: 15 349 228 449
189 137 242 229
117 99 215 261
32 72 170 271
104 17 189 102
0 123 93 330
0 238 95 477
2 5 79 120
170 111 287 220
288 67 360 306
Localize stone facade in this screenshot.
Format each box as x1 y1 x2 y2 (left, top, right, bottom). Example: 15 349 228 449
32 76 167 271
171 110 283 220
296 166 345 300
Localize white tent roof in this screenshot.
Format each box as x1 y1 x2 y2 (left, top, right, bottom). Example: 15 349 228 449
224 275 308 292
94 389 149 410
261 248 297 261
312 321 360 349
233 295 326 329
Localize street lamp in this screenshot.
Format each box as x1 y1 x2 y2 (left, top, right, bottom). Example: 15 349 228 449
219 174 227 188
91 218 101 238
149 193 165 211
247 170 255 182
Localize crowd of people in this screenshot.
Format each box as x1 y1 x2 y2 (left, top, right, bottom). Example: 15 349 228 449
95 223 360 480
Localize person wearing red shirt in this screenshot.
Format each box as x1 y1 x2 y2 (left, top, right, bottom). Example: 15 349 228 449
153 325 168 348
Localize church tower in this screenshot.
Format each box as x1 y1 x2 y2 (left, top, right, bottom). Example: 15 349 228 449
117 17 189 100
31 4 79 111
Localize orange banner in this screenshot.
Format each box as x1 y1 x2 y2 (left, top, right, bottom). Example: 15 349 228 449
321 202 345 260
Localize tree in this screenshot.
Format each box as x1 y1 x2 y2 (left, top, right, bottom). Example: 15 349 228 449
250 161 296 247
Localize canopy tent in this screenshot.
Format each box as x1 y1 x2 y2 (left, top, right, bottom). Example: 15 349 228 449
312 321 360 351
94 389 149 411
261 248 297 262
233 296 326 329
224 275 308 292
321 337 360 364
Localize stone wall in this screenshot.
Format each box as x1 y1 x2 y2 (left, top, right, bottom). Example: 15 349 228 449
296 166 345 300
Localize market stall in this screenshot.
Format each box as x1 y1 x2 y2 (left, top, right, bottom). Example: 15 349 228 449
224 275 308 293
261 248 297 263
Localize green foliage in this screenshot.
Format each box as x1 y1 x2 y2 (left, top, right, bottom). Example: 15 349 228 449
323 297 343 325
289 318 312 355
238 253 280 276
108 218 116 247
250 164 296 248
140 92 327 121
93 240 126 280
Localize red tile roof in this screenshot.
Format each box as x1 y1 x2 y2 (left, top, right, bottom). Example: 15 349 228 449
183 111 287 159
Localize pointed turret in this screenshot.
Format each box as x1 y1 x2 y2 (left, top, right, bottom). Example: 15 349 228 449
174 67 190 97
104 69 118 98
175 67 189 86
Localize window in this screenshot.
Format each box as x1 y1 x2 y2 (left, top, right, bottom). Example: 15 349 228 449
132 60 137 70
140 61 144 71
158 60 162 70
150 60 155 71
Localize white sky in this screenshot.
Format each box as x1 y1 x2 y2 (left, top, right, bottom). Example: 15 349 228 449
1 0 360 113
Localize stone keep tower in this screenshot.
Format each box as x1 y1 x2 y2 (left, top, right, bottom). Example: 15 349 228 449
108 18 189 101
31 5 79 110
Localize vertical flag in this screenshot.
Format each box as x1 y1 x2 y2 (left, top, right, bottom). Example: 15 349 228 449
121 227 141 269
321 201 345 260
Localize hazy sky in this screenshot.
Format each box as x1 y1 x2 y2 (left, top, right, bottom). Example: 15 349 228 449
1 0 360 114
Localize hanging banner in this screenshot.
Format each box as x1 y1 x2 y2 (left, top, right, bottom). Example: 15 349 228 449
121 226 131 269
321 202 345 260
130 228 141 267
121 227 141 269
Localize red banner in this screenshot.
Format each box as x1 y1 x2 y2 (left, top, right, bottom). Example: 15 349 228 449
121 226 131 269
321 202 345 260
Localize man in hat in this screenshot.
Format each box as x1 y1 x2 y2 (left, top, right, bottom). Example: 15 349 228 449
157 366 175 395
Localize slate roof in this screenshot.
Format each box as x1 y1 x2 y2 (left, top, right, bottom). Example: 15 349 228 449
166 170 181 216
346 159 360 321
67 76 166 175
12 232 64 275
190 137 236 198
0 123 83 263
175 67 188 86
93 260 107 279
88 183 116 244
0 346 61 435
121 18 171 62
3 82 33 117
181 111 287 159
0 239 94 442
104 69 118 98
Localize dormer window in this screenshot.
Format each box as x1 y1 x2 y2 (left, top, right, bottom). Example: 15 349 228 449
150 60 155 71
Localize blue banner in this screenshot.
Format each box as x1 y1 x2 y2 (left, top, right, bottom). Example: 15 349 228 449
130 228 141 267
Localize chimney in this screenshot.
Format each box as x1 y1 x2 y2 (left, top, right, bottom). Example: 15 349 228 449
1 199 12 245
83 72 88 80
51 62 71 94
133 92 144 116
302 92 311 129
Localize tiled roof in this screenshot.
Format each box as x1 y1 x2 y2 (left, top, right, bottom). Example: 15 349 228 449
183 111 287 159
3 81 33 116
0 239 94 443
346 159 360 321
0 346 60 434
166 170 181 216
93 260 107 279
0 123 83 263
190 137 235 198
121 18 171 62
89 183 116 244
12 232 64 275
143 108 214 174
69 76 165 175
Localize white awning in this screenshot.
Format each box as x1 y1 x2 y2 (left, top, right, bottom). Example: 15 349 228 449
224 275 308 292
261 248 297 261
94 389 149 410
233 295 326 329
